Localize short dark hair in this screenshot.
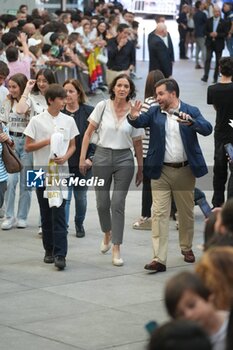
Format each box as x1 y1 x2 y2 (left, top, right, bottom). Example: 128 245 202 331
42 44 51 54
32 18 44 29
195 1 202 9
117 23 129 33
219 57 233 77
155 78 180 98
45 84 67 105
1 32 17 46
3 15 17 25
223 2 233 8
220 198 233 232
0 60 9 77
6 46 19 62
71 13 81 22
148 319 212 350
19 4 28 11
109 73 136 101
205 231 233 250
165 271 211 318
32 69 56 94
50 33 59 44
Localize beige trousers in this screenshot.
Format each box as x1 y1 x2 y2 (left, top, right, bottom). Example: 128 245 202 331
151 165 195 265
106 69 127 86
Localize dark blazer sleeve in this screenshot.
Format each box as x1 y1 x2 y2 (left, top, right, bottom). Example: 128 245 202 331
127 108 154 128
189 107 213 136
179 102 212 136
168 33 175 62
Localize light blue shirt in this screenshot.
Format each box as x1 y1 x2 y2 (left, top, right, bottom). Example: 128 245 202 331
213 17 220 32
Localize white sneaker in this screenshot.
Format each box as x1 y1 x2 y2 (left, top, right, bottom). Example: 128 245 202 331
38 226 42 237
17 219 27 229
1 217 16 230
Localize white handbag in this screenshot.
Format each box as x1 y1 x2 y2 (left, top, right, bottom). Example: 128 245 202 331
90 101 106 144
96 53 108 64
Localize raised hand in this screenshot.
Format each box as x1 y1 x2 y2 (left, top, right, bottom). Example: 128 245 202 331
129 100 142 119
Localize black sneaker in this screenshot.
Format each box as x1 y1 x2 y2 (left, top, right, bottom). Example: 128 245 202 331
44 251 54 264
201 76 208 82
54 256 66 270
75 224 85 238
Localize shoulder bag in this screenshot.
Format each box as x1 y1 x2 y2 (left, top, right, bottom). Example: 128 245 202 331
90 101 106 144
0 123 23 173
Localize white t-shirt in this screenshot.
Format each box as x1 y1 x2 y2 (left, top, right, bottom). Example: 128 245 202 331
0 85 8 109
24 110 79 167
88 100 144 149
210 311 229 350
0 99 30 133
25 93 48 118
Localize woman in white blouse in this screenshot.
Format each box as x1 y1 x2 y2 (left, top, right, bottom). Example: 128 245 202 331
80 74 144 266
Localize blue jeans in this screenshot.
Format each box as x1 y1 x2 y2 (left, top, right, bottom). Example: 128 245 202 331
65 172 90 228
5 136 33 220
36 188 68 257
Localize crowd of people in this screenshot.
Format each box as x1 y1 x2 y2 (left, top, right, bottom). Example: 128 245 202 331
0 1 233 349
148 198 233 350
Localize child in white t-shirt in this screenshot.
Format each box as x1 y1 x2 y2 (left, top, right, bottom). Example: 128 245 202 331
24 84 79 270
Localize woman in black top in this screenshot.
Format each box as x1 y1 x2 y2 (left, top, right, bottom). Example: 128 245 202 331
62 79 94 237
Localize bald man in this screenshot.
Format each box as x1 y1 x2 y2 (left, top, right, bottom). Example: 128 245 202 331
148 23 174 77
201 5 228 83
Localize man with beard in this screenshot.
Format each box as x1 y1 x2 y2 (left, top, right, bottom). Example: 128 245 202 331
127 78 212 272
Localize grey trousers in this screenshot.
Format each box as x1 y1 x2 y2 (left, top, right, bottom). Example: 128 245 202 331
92 147 134 245
195 37 206 66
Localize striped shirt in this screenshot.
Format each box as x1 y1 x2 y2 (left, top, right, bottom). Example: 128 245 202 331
140 96 158 158
0 124 9 182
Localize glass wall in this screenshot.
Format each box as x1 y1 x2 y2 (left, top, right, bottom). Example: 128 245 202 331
36 0 84 12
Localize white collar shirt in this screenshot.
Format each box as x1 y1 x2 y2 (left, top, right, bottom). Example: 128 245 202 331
162 104 187 162
213 17 220 32
157 34 168 47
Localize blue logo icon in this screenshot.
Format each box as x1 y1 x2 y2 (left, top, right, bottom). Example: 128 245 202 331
27 169 45 188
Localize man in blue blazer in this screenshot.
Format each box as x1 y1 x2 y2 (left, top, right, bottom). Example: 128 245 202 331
127 78 212 273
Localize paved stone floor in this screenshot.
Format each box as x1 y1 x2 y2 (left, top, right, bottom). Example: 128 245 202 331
0 19 222 349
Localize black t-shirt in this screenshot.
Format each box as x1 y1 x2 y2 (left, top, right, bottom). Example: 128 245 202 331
207 82 233 141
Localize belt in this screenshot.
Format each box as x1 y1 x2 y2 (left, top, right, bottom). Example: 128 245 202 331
163 161 188 168
9 131 24 137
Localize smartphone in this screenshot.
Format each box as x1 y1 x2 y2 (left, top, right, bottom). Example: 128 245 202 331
224 143 233 161
196 198 212 218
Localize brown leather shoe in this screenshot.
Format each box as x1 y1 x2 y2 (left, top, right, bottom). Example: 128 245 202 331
144 260 166 272
181 250 195 263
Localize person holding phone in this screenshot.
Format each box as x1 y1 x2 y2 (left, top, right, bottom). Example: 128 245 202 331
127 78 212 272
